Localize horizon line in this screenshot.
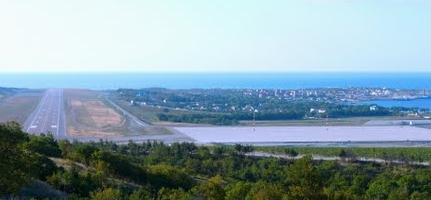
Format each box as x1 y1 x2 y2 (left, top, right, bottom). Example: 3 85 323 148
1 70 431 74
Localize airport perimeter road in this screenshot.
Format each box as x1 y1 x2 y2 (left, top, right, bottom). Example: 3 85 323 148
24 89 67 139
104 97 149 127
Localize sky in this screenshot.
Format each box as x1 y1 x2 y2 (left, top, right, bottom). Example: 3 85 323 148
0 0 430 73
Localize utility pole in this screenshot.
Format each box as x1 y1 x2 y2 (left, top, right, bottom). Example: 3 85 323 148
253 109 258 132
326 113 329 131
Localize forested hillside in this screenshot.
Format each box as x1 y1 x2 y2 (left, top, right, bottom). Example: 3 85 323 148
1 122 431 199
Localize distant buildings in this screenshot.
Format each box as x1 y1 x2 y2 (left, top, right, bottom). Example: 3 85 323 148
120 87 430 117
318 109 326 114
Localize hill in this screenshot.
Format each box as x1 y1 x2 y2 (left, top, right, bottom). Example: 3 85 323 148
1 121 431 199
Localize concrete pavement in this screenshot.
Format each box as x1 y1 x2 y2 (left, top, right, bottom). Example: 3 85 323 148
24 89 67 139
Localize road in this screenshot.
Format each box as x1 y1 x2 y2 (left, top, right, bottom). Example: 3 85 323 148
247 152 430 167
24 89 67 139
104 97 149 127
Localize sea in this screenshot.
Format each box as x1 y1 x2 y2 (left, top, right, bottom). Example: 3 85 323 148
1 72 431 109
1 72 431 90
362 98 431 111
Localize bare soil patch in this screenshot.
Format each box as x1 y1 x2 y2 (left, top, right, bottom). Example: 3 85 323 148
65 89 168 137
65 89 127 137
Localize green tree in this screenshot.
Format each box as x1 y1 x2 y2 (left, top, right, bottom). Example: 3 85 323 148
24 134 61 157
388 186 409 200
366 172 397 200
196 175 225 200
0 122 32 194
410 191 431 200
129 187 153 200
91 150 147 184
72 144 99 164
234 144 254 155
246 181 285 200
147 164 194 190
225 181 252 200
28 153 58 181
90 188 121 200
157 188 191 200
286 155 324 200
284 148 298 157
58 140 73 157
47 166 101 197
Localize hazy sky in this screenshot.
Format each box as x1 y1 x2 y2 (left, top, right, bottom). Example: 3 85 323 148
0 0 430 72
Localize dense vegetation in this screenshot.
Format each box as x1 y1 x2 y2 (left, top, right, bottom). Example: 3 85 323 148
258 146 431 163
113 88 401 125
2 122 431 199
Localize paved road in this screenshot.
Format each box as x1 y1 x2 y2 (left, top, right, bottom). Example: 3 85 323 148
104 97 149 127
24 89 67 139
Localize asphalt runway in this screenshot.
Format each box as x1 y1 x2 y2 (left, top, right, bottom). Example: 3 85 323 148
24 89 67 139
176 126 431 145
22 88 192 143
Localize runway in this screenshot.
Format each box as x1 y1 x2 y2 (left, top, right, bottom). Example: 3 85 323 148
24 89 67 139
175 126 431 145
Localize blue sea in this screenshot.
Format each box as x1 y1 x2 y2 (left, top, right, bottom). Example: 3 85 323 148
1 72 431 90
2 72 431 110
362 98 431 110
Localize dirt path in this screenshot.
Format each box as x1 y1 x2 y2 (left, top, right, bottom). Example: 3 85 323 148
247 151 430 166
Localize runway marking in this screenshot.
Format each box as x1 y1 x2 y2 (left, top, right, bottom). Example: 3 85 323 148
26 91 48 132
56 89 61 137
25 89 65 138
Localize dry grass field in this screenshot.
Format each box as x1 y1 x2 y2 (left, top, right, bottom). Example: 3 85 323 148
0 92 42 125
70 99 124 128
65 89 129 137
65 89 169 137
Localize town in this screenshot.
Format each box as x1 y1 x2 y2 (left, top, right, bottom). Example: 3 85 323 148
112 87 430 125
117 87 429 113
